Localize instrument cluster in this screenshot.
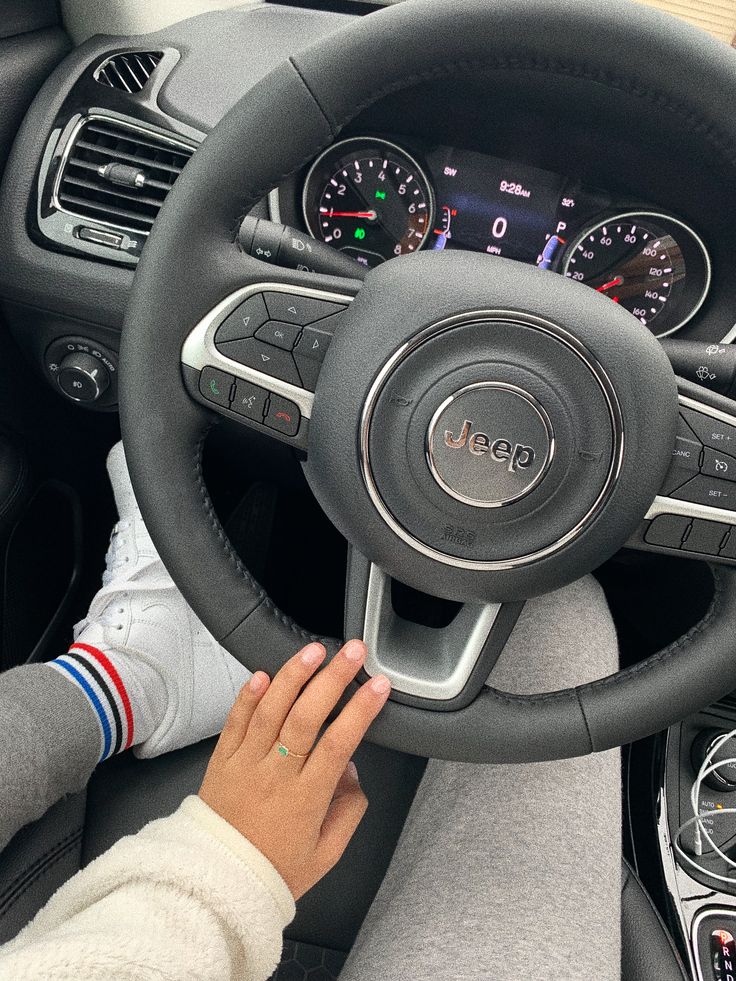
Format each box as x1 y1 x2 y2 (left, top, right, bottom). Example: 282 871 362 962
301 136 711 339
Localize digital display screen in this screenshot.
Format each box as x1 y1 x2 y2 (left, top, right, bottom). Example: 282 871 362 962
425 146 609 269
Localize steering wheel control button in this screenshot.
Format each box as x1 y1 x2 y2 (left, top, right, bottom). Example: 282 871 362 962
672 474 736 510
199 366 233 408
214 293 269 344
681 407 736 451
254 320 301 351
294 327 334 391
265 395 300 436
216 338 302 387
644 514 691 548
231 379 269 422
426 383 553 508
682 518 730 555
264 292 346 326
702 446 736 483
57 352 110 403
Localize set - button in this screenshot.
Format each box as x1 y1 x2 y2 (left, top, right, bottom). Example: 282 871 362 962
214 289 345 390
662 409 736 510
199 366 301 438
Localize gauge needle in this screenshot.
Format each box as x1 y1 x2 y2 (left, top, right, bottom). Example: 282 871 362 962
327 210 378 220
596 276 624 293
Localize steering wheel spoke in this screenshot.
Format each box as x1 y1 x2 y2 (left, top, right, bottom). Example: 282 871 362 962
344 547 523 709
181 277 358 451
630 384 736 563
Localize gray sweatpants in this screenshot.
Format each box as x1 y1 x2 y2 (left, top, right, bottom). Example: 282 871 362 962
342 576 621 981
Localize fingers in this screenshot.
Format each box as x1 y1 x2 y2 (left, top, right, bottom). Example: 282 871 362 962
317 763 368 868
278 640 367 759
213 671 271 760
242 642 327 758
305 674 391 806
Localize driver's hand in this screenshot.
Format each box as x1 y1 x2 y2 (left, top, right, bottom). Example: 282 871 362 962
198 639 391 899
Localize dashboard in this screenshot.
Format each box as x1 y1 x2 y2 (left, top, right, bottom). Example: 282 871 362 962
299 135 711 339
1 0 735 419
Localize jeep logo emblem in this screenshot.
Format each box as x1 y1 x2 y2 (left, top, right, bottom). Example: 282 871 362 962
443 420 536 472
427 383 553 508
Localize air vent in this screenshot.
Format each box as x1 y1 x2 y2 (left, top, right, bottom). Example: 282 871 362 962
55 117 195 235
95 51 163 94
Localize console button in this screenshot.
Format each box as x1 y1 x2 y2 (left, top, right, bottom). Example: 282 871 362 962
231 379 268 422
264 292 346 326
702 446 736 482
295 326 332 363
294 357 321 392
215 293 270 344
719 531 736 559
672 474 736 510
644 514 690 548
265 394 300 437
682 518 730 555
294 326 333 391
254 320 301 351
681 407 736 452
216 338 302 387
199 366 233 408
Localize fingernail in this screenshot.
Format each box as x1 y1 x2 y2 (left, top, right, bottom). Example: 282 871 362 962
343 640 365 663
300 644 324 666
249 673 266 693
346 761 359 781
370 675 391 695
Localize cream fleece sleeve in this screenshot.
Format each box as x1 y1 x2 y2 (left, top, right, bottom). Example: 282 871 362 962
0 795 295 981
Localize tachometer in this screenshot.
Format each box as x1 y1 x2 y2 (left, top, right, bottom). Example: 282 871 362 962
302 137 434 268
562 211 710 337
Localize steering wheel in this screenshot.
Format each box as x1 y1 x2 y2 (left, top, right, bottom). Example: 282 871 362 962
119 0 736 763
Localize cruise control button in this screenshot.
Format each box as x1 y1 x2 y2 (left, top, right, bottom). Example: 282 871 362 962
216 338 302 387
661 465 697 496
254 320 301 351
672 474 736 510
681 407 736 452
199 366 233 408
265 394 300 437
231 379 268 422
682 518 730 555
644 514 691 548
264 292 346 326
295 326 332 363
214 293 269 344
702 447 736 482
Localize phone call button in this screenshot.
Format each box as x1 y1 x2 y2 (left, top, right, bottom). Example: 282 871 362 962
265 394 300 437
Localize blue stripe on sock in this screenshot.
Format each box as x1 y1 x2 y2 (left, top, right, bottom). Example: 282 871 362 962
53 658 112 761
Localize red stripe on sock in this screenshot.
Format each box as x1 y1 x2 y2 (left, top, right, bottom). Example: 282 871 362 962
70 643 135 749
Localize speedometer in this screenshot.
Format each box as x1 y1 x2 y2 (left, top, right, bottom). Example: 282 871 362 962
562 211 710 337
302 137 434 268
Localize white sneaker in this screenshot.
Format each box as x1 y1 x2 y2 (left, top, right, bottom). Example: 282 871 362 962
54 442 251 760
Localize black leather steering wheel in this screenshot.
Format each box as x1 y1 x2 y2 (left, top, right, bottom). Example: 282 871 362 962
119 0 736 763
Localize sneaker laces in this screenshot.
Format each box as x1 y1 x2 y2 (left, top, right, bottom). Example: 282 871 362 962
74 519 176 636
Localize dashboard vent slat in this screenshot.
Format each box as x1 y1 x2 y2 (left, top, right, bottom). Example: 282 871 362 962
95 51 163 94
55 117 195 235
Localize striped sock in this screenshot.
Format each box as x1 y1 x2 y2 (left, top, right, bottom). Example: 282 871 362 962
49 643 135 762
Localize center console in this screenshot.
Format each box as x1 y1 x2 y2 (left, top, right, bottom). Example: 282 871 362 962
659 700 736 980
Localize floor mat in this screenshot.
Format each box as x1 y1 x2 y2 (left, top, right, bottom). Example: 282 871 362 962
270 939 348 980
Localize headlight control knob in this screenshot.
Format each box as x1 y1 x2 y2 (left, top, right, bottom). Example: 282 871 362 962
56 352 110 403
691 729 736 793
